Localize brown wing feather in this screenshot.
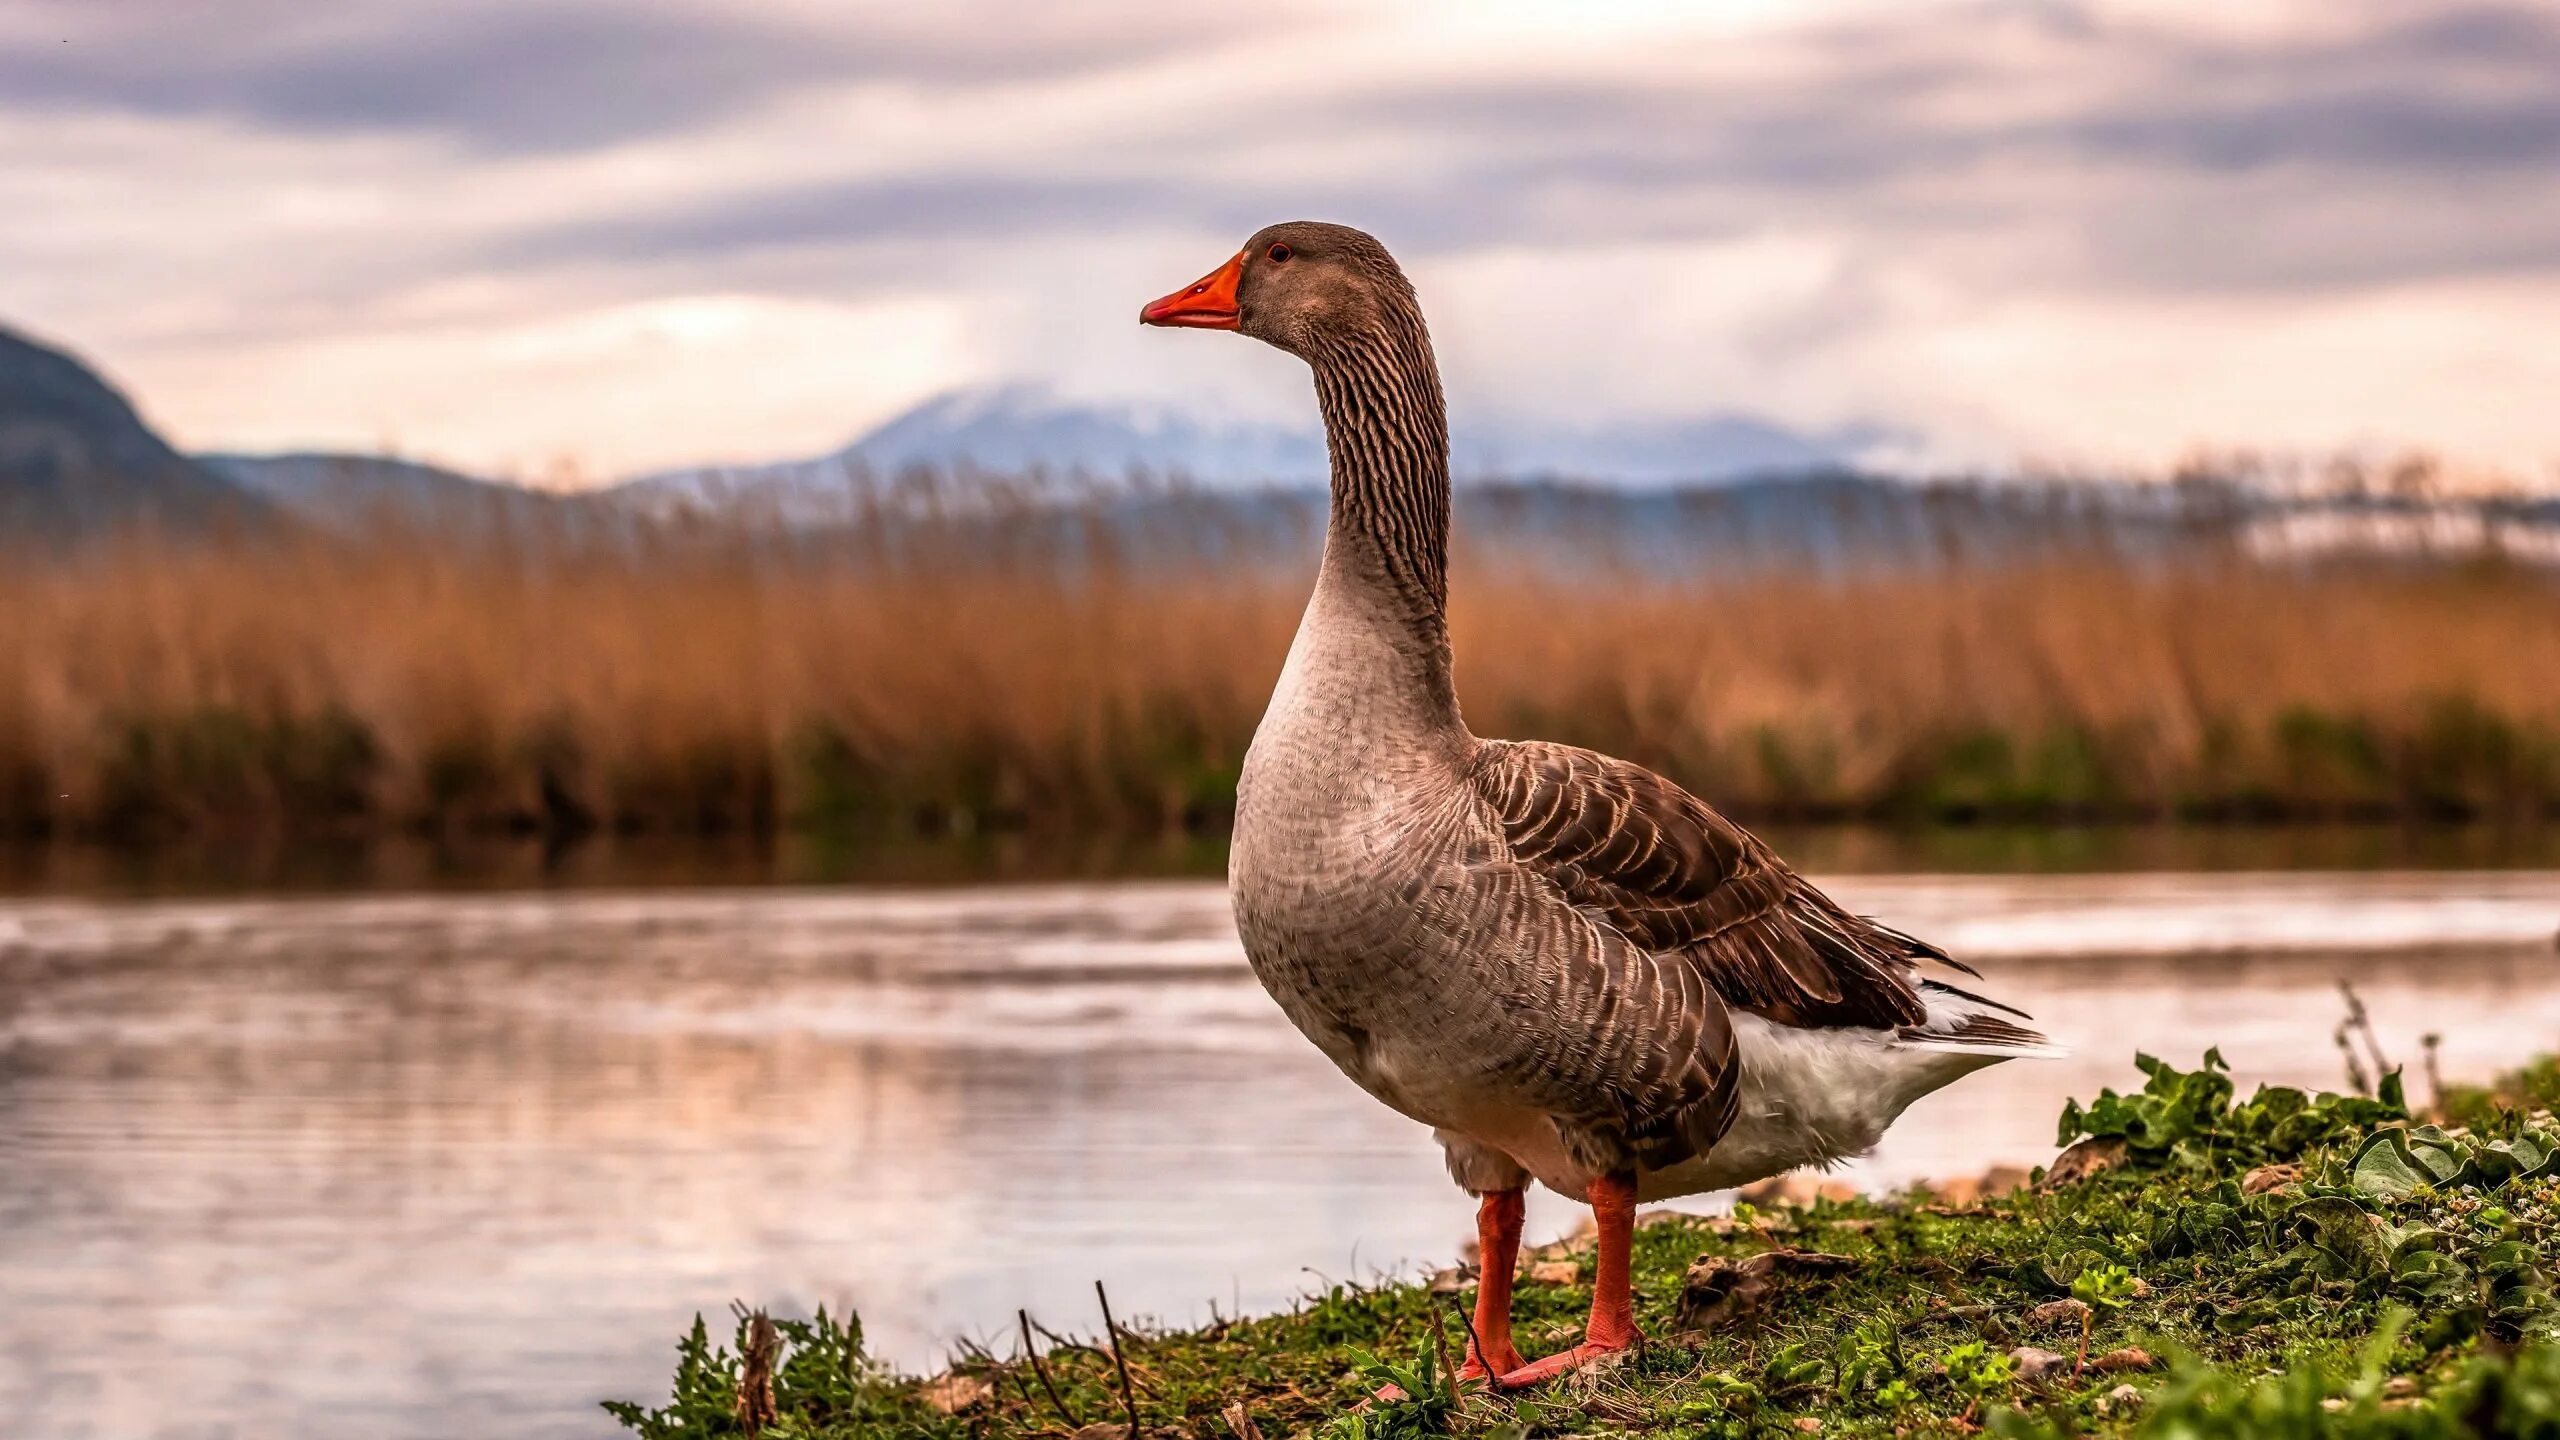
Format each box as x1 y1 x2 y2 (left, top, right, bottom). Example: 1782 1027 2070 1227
1474 739 1930 1031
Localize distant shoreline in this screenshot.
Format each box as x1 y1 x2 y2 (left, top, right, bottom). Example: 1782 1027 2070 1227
7 820 2560 908
3 511 2556 848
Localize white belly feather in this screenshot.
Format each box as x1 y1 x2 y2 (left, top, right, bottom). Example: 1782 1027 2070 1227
1446 985 2062 1202
1634 987 2065 1201
1635 1015 1996 1199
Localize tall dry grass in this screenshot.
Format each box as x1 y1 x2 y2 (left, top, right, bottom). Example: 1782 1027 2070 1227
1 498 2555 840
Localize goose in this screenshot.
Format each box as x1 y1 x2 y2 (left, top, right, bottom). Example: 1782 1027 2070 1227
1140 222 2056 1389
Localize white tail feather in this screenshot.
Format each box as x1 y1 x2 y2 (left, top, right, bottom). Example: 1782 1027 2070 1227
1899 1034 2072 1061
1900 980 2069 1059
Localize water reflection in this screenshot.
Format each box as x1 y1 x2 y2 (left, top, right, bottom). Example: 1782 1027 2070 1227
3 872 2557 1440
4 821 2558 899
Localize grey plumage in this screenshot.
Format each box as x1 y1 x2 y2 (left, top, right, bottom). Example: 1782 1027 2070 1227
1202 221 2045 1198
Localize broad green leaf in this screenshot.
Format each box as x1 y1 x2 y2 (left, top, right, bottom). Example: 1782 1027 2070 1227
2351 1130 2432 1199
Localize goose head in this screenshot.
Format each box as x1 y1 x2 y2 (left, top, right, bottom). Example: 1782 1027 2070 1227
1139 221 1416 359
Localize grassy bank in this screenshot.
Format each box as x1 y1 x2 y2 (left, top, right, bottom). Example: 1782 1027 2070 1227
3 501 2558 840
608 1054 2560 1438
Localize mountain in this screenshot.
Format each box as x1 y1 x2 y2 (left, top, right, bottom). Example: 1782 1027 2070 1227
0 325 267 537
610 383 1896 519
854 385 1328 481
611 385 1323 521
204 451 573 535
15 331 2549 570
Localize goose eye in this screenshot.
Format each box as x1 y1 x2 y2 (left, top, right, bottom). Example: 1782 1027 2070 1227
1266 242 1293 263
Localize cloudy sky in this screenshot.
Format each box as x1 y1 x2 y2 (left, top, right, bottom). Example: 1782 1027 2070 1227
3 0 2556 482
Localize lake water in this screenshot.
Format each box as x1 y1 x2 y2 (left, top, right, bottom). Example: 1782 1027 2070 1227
5 865 2559 1440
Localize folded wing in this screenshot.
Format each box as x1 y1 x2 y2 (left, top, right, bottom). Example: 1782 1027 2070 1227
1473 739 1953 1032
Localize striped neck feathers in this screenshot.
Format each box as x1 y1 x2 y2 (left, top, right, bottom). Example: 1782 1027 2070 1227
1304 303 1454 669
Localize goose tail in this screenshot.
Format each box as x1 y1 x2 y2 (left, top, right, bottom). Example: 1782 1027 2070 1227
1897 979 2069 1060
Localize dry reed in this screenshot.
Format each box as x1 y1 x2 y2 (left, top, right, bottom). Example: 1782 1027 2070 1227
1 495 2554 840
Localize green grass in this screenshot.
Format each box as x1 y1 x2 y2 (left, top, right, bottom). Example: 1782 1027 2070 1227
611 1055 2560 1438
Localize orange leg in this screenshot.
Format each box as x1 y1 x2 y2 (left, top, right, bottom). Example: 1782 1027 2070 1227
1372 1188 1527 1404
1495 1173 1640 1388
1458 1188 1527 1381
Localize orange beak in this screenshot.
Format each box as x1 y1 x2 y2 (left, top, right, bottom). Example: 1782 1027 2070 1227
1139 250 1245 329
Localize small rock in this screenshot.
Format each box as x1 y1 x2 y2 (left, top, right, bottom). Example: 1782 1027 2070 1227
920 1373 993 1414
2040 1136 2129 1190
2383 1377 2418 1398
2093 1347 2158 1374
1737 1174 1861 1207
1978 1164 2035 1196
2027 1298 2092 1329
1932 1165 2036 1205
1735 1175 1792 1206
1427 1266 1469 1296
2128 1276 2154 1299
2098 1383 2144 1415
1526 1260 1582 1286
1793 1418 1824 1432
1930 1175 1987 1207
2323 1398 2350 1413
2242 1163 2302 1195
2010 1347 2072 1385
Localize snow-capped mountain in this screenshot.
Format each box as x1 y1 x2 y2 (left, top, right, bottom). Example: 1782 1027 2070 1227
611 385 1323 519
609 383 1896 518
854 385 1329 481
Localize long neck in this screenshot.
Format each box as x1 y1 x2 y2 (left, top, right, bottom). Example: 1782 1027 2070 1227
1300 305 1459 731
